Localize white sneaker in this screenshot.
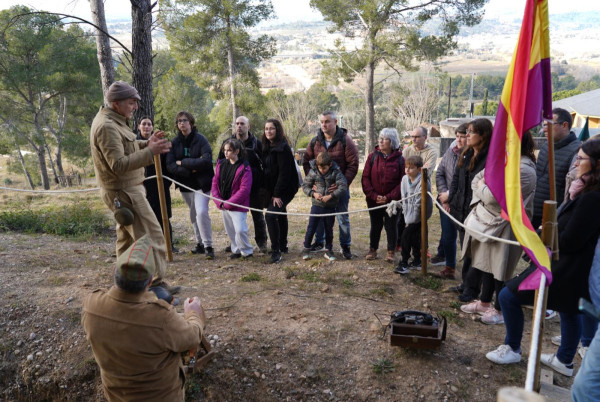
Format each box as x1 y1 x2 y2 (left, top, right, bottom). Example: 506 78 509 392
486 344 521 364
579 346 588 359
545 310 557 320
540 353 573 377
551 335 561 346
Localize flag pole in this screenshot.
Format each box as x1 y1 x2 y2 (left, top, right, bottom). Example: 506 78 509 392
154 154 173 262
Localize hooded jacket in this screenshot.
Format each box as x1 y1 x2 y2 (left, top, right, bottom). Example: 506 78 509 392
262 139 299 201
302 160 348 208
361 146 404 208
217 131 263 194
166 128 214 193
211 159 252 212
302 126 359 186
401 172 433 224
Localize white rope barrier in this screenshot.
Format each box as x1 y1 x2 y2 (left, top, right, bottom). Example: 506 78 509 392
0 179 523 246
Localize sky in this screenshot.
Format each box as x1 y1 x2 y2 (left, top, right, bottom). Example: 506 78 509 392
2 0 600 23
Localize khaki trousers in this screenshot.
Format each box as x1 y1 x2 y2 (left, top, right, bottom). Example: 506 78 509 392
101 185 167 284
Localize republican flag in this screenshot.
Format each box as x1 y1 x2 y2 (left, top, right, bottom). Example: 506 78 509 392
484 0 552 290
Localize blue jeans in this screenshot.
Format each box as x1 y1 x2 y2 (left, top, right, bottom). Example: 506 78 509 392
581 314 599 347
439 210 457 268
572 327 600 401
499 287 581 363
304 205 336 250
314 189 350 247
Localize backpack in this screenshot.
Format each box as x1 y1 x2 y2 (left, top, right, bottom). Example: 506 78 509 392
369 152 404 172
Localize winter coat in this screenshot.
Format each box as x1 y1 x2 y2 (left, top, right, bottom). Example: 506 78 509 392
262 139 299 201
302 126 359 186
507 190 600 314
217 132 263 195
82 287 205 402
461 157 537 281
401 173 433 225
166 128 214 193
448 147 489 223
361 146 404 208
302 160 348 208
402 143 438 170
90 106 153 190
211 159 252 213
533 132 580 224
435 140 461 196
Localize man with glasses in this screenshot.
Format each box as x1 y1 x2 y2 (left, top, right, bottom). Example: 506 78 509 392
217 116 268 253
90 81 179 298
397 126 438 252
532 107 581 228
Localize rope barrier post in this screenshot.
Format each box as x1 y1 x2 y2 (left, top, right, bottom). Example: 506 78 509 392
525 200 556 392
154 155 173 262
421 168 428 275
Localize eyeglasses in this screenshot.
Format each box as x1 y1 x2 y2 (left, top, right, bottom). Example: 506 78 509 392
575 155 590 162
378 138 390 142
177 119 189 124
410 135 422 140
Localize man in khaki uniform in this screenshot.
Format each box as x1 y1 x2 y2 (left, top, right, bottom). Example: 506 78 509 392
82 235 206 401
90 81 176 293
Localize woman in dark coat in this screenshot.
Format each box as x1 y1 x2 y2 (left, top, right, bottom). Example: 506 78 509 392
486 139 600 374
261 118 299 263
361 128 404 263
166 111 215 259
447 118 492 301
136 116 177 252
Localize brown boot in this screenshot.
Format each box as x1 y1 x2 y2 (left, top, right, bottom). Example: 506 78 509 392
439 266 456 280
385 250 395 263
365 248 377 260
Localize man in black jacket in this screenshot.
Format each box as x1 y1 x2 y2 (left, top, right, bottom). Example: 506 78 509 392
218 116 268 253
532 108 581 228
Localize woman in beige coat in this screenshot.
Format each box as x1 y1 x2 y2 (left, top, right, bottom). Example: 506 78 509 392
459 131 537 324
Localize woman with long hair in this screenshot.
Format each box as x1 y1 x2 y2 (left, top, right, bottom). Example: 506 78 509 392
487 139 600 375
447 118 493 301
261 119 299 263
459 130 537 324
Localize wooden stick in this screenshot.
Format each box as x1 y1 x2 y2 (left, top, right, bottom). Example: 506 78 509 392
154 154 173 262
421 168 428 275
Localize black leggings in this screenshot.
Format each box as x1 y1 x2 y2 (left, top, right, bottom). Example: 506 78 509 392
368 208 398 251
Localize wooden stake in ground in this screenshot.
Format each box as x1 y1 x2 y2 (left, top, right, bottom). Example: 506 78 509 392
154 154 173 262
421 168 428 275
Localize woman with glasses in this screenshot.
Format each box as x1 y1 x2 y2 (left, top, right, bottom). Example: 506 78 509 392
166 111 215 259
487 139 600 375
361 128 405 263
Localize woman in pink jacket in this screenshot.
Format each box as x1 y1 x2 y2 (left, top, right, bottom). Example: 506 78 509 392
212 139 254 259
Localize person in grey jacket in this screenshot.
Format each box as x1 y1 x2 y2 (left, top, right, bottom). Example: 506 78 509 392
432 123 469 279
395 155 433 274
301 152 348 261
532 107 581 228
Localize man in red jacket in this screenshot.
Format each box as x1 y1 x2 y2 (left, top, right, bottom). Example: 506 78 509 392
302 111 359 259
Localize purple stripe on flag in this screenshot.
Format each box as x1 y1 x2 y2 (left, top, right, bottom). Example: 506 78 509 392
485 101 508 210
541 58 552 119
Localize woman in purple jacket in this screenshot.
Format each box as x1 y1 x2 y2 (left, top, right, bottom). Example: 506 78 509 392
361 128 405 263
211 139 254 259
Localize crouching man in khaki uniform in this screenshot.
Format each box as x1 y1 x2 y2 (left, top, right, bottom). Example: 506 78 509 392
82 235 206 401
90 81 178 295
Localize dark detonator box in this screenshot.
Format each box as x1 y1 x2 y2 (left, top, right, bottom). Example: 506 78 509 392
389 311 447 349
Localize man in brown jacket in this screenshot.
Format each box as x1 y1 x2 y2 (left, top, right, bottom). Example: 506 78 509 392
90 81 176 294
82 235 206 401
302 111 359 259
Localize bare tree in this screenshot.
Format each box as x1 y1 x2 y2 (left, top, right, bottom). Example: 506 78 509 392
267 90 318 150
390 73 440 132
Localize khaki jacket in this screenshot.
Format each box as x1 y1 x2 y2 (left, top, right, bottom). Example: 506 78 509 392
402 143 438 170
82 287 205 402
90 107 153 190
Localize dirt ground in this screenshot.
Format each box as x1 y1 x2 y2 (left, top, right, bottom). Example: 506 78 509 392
0 184 576 401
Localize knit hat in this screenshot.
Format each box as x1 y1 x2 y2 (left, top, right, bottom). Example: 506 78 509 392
106 81 141 102
115 235 155 282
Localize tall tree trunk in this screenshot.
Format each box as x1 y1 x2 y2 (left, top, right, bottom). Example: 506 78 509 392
90 0 115 100
54 95 66 177
15 141 35 190
45 143 59 184
131 0 154 130
36 146 50 190
365 59 376 161
225 18 238 126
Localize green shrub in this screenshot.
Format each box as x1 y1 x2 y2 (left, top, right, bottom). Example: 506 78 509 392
0 204 110 237
240 272 261 282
